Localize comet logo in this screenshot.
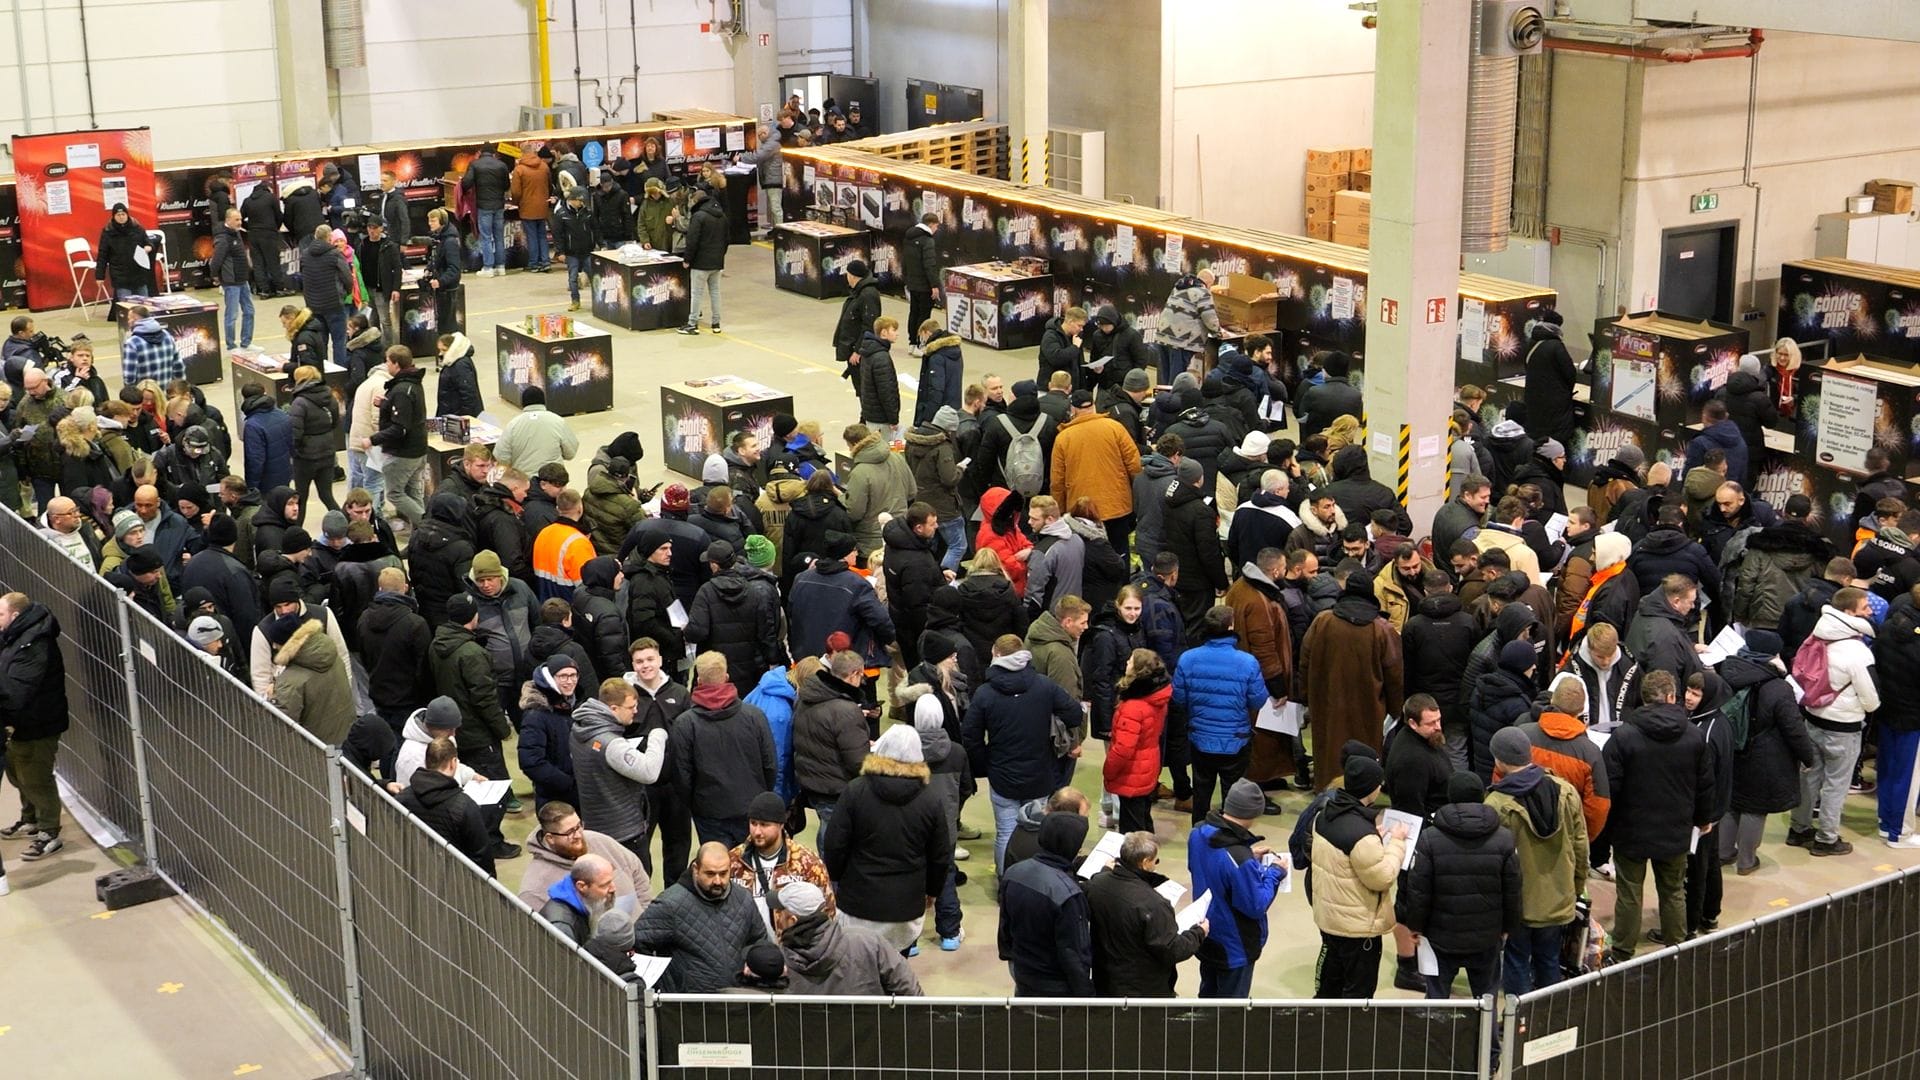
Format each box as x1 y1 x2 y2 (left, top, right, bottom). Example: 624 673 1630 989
44 163 67 178
102 159 126 173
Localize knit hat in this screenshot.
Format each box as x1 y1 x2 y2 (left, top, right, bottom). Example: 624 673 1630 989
744 944 787 982
777 879 827 917
746 791 788 824
591 907 635 946
471 550 506 580
1342 570 1377 600
423 695 463 730
825 631 853 654
931 406 960 434
125 547 163 576
920 632 958 667
1499 640 1537 675
1341 739 1379 765
606 430 644 465
822 535 857 561
187 616 224 646
205 513 238 549
704 540 736 568
1593 532 1631 571
702 454 729 484
1490 726 1534 768
445 593 479 625
1221 778 1266 820
1236 431 1271 460
1171 371 1200 394
542 653 579 677
1039 811 1090 859
743 534 776 569
266 573 303 605
321 510 350 540
1011 379 1038 399
1743 628 1783 659
913 692 945 732
661 484 691 512
771 413 798 441
1175 458 1204 485
1123 368 1152 392
1447 772 1486 804
264 610 306 646
871 725 924 764
282 527 312 554
1343 755 1384 799
846 258 869 279
1612 444 1646 471
113 509 143 541
1538 438 1566 461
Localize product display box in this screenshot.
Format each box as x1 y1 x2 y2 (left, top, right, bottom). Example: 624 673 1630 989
394 272 466 359
1778 259 1920 368
1212 272 1281 333
659 375 794 479
590 249 689 331
943 260 1053 350
118 294 222 385
229 349 349 450
425 416 501 499
495 316 614 417
772 221 870 299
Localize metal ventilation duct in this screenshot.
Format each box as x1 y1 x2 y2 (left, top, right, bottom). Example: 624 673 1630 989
323 0 367 70
1462 0 1521 253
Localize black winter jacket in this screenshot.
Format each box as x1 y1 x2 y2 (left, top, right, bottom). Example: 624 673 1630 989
406 493 477 625
1036 316 1083 387
398 768 494 877
792 670 870 797
681 194 728 271
210 222 250 286
1717 369 1774 481
854 332 901 426
571 565 632 683
962 659 1083 801
1162 480 1228 595
288 379 339 464
370 367 428 457
778 493 855 590
1295 375 1365 441
1083 859 1204 997
1628 528 1721 611
995 813 1094 995
1394 802 1521 955
1468 667 1538 781
620 559 686 664
685 566 784 695
1602 702 1716 860
357 592 434 711
955 573 1029 666
461 154 512 210
1322 446 1412 536
902 225 940 292
1402 593 1479 724
0 604 68 740
668 693 777 821
834 279 883 365
1623 592 1704 688
1082 609 1147 740
819 753 952 922
299 236 352 316
1521 325 1578 445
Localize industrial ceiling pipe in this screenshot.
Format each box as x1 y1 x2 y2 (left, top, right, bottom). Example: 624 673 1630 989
1543 27 1763 63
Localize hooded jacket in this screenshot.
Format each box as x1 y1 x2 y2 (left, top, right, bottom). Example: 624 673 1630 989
780 913 923 997
997 813 1095 994
1624 591 1705 688
685 565 784 695
1485 766 1588 926
833 278 884 364
1468 663 1538 781
398 766 494 876
842 433 916 555
1394 799 1521 955
1161 398 1233 489
1322 446 1412 537
1401 592 1478 726
1684 420 1749 495
955 570 1029 665
1187 811 1286 970
1518 710 1610 840
1082 606 1148 739
818 749 951 922
241 391 295 492
962 653 1084 801
287 377 340 464
791 670 870 798
1310 789 1407 938
435 334 484 419
966 394 1058 497
1601 701 1716 860
778 491 855 591
1049 410 1141 521
299 234 352 316
903 425 961 519
1730 521 1831 629
973 487 1033 596
1083 858 1205 997
1521 321 1577 444
1295 375 1365 442
570 694 669 843
1163 476 1229 597
1103 672 1172 797
1804 605 1880 727
516 826 652 914
631 866 771 993
271 618 355 745
407 492 478 624
1128 454 1179 565
669 685 776 821
428 621 512 749
357 591 433 711
1157 275 1221 352
570 557 632 681
854 332 901 426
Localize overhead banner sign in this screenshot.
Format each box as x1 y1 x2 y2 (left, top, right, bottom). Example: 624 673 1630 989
10 127 157 310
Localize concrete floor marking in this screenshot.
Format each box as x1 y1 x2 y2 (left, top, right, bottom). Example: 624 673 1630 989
157 981 184 994
233 1065 263 1075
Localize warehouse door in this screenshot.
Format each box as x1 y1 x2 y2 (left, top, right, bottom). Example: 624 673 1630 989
1659 223 1737 323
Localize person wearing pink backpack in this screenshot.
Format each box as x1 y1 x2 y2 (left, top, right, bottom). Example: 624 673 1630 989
1787 587 1881 857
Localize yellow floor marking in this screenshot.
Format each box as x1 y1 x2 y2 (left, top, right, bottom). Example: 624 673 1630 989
89 911 114 920
1768 898 1791 908
157 982 184 994
0 1026 11 1036
233 1065 263 1075
1875 864 1896 873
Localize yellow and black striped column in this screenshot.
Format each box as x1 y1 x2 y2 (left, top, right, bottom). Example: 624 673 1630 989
1020 138 1031 184
1442 416 1458 498
1396 424 1412 507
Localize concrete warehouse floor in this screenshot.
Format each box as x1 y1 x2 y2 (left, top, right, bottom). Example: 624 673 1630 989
2 242 1914 1073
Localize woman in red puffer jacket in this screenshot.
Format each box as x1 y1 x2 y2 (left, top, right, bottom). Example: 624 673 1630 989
974 486 1033 597
1103 649 1172 834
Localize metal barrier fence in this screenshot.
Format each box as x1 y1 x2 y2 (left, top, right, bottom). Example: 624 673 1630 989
340 767 638 1080
650 994 1493 1079
1505 865 1920 1079
0 509 144 841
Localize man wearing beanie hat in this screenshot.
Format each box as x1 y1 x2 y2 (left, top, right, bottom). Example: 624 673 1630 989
773 878 923 996
742 534 777 571
518 653 582 809
819 722 950 955
585 453 645 558
998 810 1095 994
1394 767 1520 1000
1107 367 1155 450
1466 640 1542 780
1163 454 1230 629
105 508 147 571
687 539 787 697
104 545 169 620
1487 724 1588 993
1288 740 1380 892
833 257 882 376
428 590 517 855
248 562 353 701
785 529 896 667
181 511 262 635
1184 778 1285 997
905 410 966 573
964 377 1058 498
1308 751 1408 998
1300 568 1405 788
463 546 539 727
1587 445 1646 526
727 791 835 935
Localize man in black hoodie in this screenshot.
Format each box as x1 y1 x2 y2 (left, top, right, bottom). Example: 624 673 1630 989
1295 351 1364 440
834 260 884 386
1402 574 1479 769
1322 445 1412 537
399 736 495 877
1601 670 1715 961
998 811 1095 994
685 541 783 695
1521 309 1577 447
367 346 430 528
297 224 352 369
358 567 433 772
1394 772 1520 999
1161 389 1234 491
1162 457 1230 629
241 181 291 296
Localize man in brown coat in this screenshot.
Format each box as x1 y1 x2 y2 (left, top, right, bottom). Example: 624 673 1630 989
1300 570 1405 790
1049 391 1143 552
1224 546 1297 787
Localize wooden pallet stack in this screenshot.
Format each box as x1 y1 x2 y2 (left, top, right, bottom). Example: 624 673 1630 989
845 121 1009 180
1304 146 1371 244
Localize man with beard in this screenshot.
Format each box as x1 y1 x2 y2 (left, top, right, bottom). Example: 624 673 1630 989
632 841 771 992
517 800 652 914
539 853 621 942
1384 694 1455 818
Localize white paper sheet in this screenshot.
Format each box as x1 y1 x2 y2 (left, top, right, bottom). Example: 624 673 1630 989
666 600 690 629
1154 880 1186 906
631 954 672 988
1416 937 1440 976
1587 729 1611 749
1698 624 1747 667
1176 889 1212 933
1255 700 1304 737
1381 809 1424 870
1543 512 1569 543
1689 826 1701 855
1078 831 1126 879
464 779 511 805
1275 852 1293 893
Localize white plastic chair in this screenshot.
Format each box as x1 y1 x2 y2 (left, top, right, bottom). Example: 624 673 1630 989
64 237 108 320
146 230 172 294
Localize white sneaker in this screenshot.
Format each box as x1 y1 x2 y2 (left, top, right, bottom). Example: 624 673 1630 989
1594 861 1615 880
953 846 970 861
0 873 10 896
1884 833 1920 849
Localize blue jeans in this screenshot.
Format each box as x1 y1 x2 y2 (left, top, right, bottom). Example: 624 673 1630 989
810 794 837 837
1199 965 1254 998
1502 923 1565 995
1160 345 1195 385
318 308 349 370
991 789 1023 873
934 864 962 938
347 448 385 506
566 254 589 301
524 218 549 268
478 208 506 269
937 516 967 572
222 284 254 348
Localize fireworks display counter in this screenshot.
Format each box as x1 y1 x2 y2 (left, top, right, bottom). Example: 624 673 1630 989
1778 259 1920 367
659 375 793 480
119 294 222 385
772 221 870 299
943 260 1053 350
426 417 501 498
395 271 465 357
229 349 349 451
590 249 689 331
495 316 614 417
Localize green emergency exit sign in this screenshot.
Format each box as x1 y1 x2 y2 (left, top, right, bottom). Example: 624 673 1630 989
1691 192 1719 213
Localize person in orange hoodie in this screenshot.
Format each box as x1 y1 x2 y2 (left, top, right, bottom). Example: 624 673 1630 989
1516 678 1611 843
509 150 553 272
974 487 1033 597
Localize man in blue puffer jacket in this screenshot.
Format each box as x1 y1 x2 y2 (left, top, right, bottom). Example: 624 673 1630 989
745 665 799 805
1188 777 1287 997
1173 605 1269 824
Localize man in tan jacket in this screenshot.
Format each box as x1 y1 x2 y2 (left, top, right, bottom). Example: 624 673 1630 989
1309 754 1409 998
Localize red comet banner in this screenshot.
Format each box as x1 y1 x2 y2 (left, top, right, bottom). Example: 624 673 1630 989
11 127 157 310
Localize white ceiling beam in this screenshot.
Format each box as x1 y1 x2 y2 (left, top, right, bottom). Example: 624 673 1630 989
1632 0 1920 43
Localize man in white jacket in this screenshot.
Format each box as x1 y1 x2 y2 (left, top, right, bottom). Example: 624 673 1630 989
1790 588 1881 857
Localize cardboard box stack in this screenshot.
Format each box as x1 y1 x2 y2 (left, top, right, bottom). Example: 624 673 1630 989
1333 190 1372 248
1304 146 1371 242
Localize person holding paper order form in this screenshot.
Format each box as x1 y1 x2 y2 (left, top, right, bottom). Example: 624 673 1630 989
1309 755 1408 999
1394 773 1521 1000
1084 831 1209 997
1187 778 1287 998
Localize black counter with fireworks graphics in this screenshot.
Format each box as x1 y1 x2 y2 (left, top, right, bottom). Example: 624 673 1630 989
0 113 755 310
1778 259 1920 368
942 260 1052 350
772 221 871 299
229 350 350 451
590 250 689 330
659 375 794 480
395 275 465 357
117 294 222 385
495 317 614 417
